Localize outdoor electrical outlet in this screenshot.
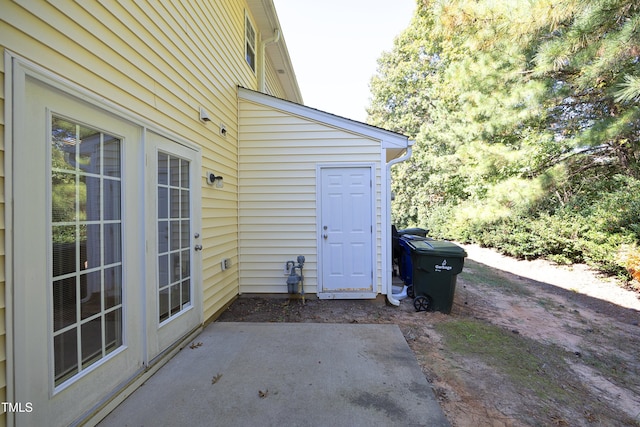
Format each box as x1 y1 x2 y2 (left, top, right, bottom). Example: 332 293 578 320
221 258 231 271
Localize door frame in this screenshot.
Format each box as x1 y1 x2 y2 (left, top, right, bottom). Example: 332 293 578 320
145 131 203 364
5 53 204 426
316 163 377 299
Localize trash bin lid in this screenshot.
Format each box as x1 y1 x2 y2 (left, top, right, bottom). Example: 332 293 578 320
406 238 467 257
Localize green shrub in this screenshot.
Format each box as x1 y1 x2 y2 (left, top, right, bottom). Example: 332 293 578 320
420 174 640 280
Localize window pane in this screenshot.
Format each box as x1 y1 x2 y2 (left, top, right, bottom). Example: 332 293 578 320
53 227 77 276
246 44 255 70
78 124 100 141
81 270 102 319
170 188 180 218
53 278 77 331
104 178 121 221
158 153 168 185
170 220 180 251
170 284 180 315
158 254 169 287
181 279 191 308
181 189 190 217
104 223 121 265
103 137 121 178
171 252 181 283
80 175 101 221
51 117 78 173
105 308 122 354
159 289 169 323
104 266 122 309
52 173 77 222
54 328 78 385
181 159 189 188
181 221 190 249
170 157 180 187
158 187 168 219
85 223 101 269
77 127 100 175
181 249 190 280
81 317 103 369
158 220 169 253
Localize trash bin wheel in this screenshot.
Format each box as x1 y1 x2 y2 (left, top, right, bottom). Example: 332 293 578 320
407 285 415 298
413 295 431 312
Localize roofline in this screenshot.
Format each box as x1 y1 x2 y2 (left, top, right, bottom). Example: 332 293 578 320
238 87 409 149
247 0 304 104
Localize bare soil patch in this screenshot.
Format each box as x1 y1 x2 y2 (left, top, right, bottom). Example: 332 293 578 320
217 244 640 426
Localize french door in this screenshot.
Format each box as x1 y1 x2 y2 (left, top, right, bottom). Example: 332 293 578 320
13 76 145 426
12 73 201 426
145 132 202 361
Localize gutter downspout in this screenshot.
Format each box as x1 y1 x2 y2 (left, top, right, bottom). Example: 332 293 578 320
258 29 280 93
385 141 414 306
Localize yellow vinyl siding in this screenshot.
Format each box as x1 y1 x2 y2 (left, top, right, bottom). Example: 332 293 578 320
238 99 383 294
265 58 287 99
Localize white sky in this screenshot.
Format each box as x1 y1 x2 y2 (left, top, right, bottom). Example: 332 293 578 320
273 0 416 123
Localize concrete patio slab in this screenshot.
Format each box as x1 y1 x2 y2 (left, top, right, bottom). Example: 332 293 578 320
99 322 449 427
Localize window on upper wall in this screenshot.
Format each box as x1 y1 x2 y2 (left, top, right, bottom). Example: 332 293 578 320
245 13 256 72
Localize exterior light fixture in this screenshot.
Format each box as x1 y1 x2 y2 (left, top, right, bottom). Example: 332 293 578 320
206 172 224 188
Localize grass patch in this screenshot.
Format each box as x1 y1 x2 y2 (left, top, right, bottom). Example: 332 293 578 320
435 319 576 402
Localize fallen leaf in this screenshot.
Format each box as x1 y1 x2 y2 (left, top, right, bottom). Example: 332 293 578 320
258 389 268 398
189 342 203 349
211 373 222 384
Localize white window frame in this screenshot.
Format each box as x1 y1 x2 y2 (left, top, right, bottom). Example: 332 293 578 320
245 11 257 73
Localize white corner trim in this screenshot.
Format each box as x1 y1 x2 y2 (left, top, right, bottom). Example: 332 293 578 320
4 49 16 427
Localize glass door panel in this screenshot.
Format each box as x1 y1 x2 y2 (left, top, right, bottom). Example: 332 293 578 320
51 117 124 387
157 152 192 323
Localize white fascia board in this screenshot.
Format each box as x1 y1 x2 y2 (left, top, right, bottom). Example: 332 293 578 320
238 87 409 149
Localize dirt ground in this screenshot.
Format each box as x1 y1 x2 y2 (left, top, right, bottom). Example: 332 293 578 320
217 244 640 426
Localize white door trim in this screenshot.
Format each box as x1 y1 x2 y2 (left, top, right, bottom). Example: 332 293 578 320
316 163 377 299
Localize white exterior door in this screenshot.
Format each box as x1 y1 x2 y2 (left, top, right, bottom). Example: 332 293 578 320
11 71 202 425
12 76 145 426
145 132 202 362
319 166 375 297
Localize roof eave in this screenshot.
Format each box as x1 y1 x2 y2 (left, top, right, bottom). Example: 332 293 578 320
246 0 303 104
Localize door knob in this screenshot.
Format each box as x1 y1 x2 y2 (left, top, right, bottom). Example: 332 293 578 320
194 244 203 251
323 234 328 239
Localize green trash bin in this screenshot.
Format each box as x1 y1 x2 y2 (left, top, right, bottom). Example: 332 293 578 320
405 238 467 313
